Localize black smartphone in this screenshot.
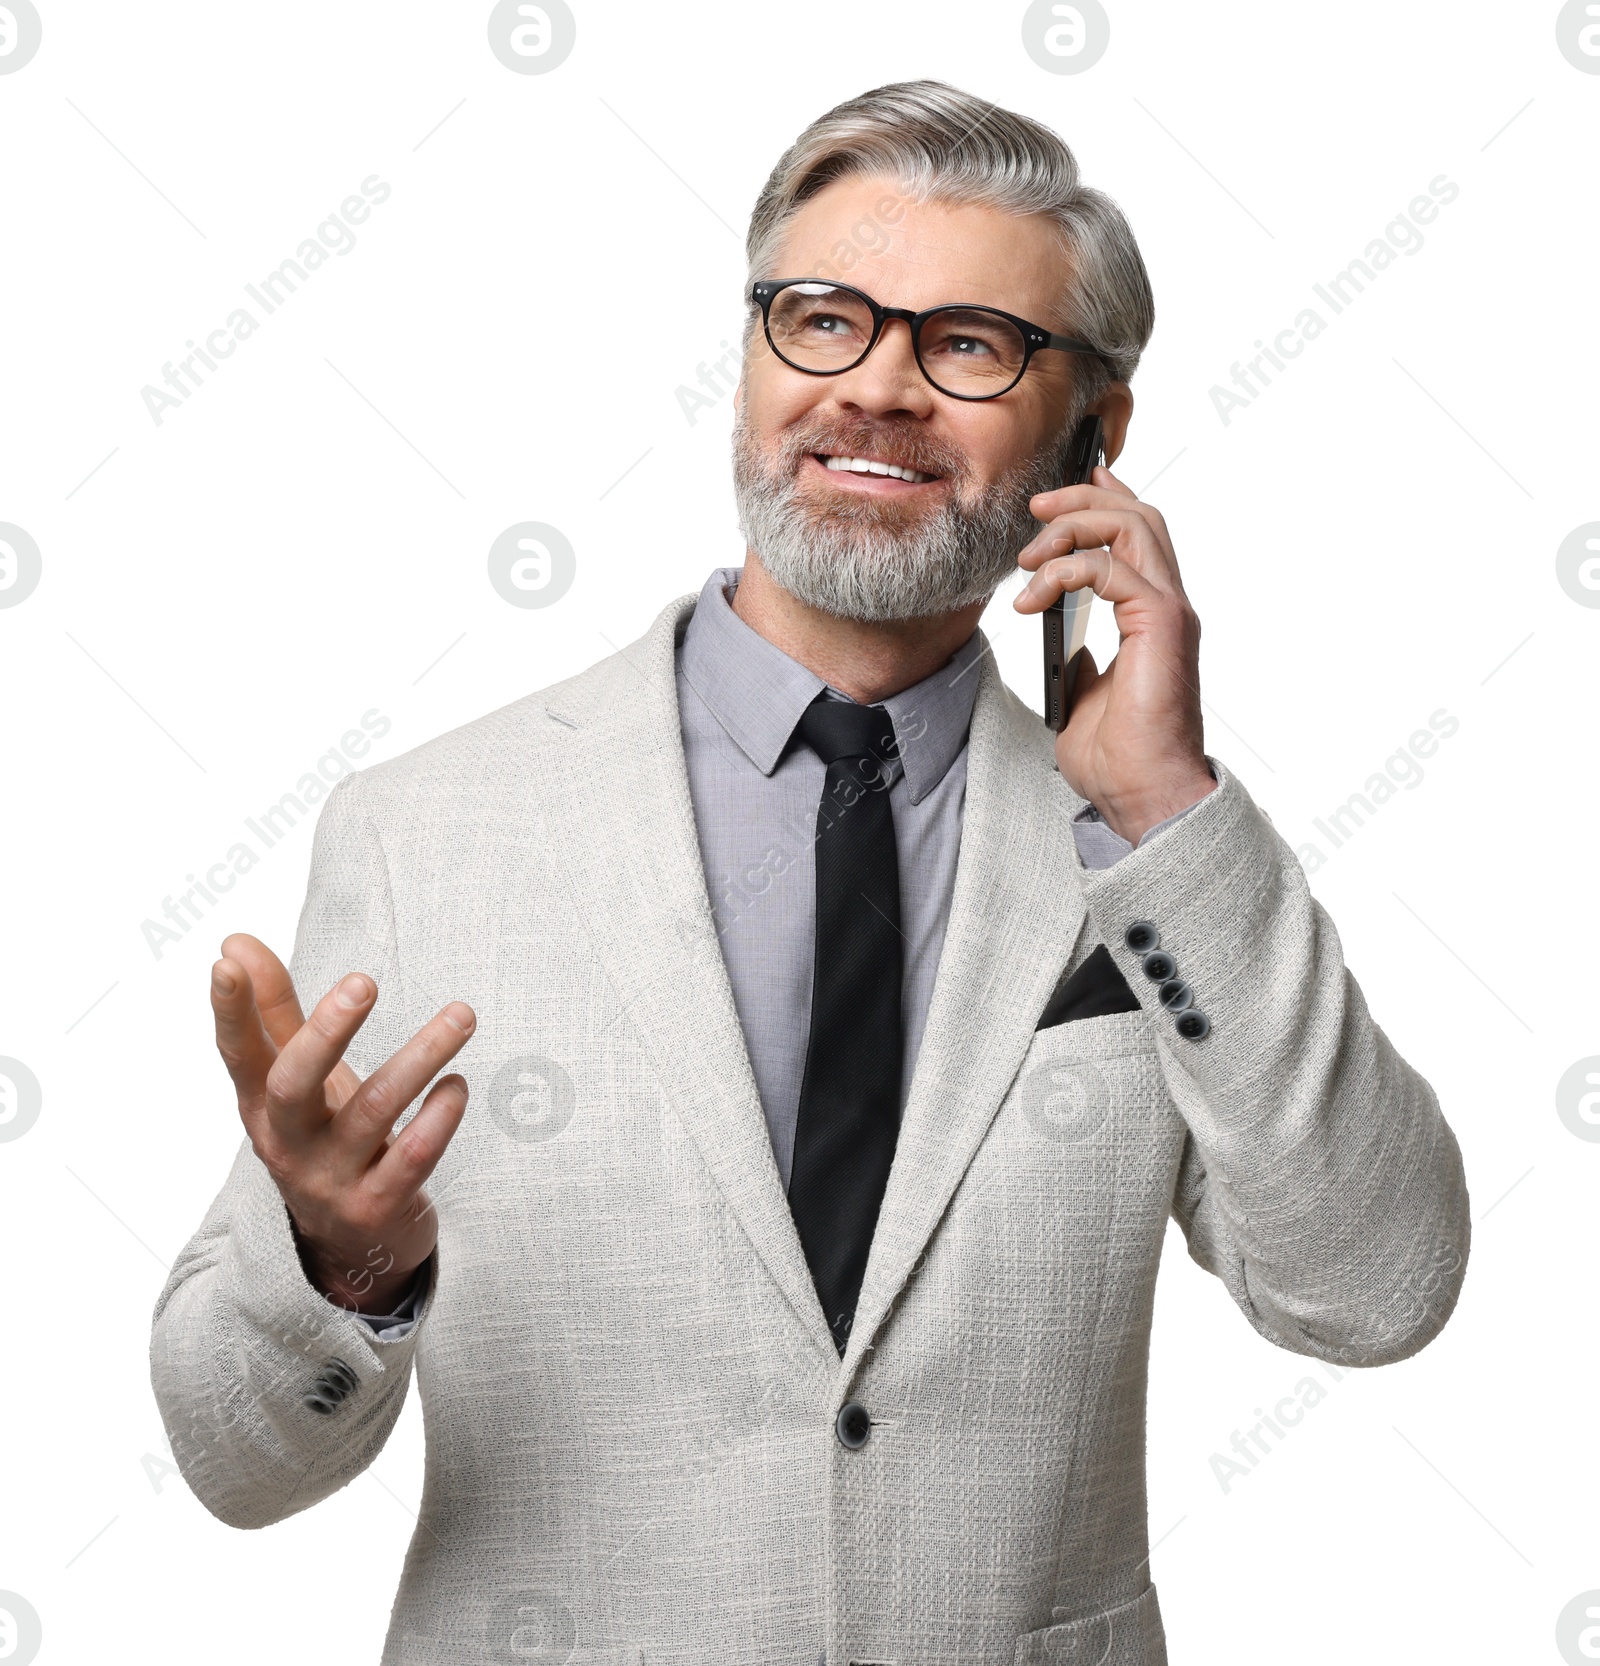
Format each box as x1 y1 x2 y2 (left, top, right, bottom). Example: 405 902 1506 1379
1042 414 1104 733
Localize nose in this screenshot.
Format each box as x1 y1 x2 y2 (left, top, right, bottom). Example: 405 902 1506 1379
824 316 936 421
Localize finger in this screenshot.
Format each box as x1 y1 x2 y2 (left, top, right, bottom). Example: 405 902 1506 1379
1028 470 1134 519
1059 645 1105 721
1012 543 1163 615
1026 474 1180 573
1091 462 1138 498
365 1074 469 1208
1016 508 1179 593
222 933 307 1051
333 1003 477 1165
263 971 380 1142
211 957 277 1135
225 932 362 1108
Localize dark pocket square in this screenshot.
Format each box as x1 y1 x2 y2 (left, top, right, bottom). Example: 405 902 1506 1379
1035 943 1142 1030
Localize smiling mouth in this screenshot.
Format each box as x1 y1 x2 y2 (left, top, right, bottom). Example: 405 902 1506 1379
810 452 945 487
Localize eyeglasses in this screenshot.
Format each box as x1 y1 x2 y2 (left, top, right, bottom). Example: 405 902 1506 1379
750 278 1104 401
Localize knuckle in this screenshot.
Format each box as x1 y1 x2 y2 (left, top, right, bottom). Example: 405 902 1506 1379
263 1059 295 1105
214 1043 249 1079
394 1122 433 1168
359 1077 403 1125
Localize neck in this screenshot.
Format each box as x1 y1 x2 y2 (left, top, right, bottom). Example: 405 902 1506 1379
731 551 985 704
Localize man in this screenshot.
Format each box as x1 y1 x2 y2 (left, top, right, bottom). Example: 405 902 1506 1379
151 81 1469 1665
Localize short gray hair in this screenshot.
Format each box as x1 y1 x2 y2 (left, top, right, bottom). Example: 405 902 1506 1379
745 80 1155 415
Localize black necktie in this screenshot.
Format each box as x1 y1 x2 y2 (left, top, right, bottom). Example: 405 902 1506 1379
788 695 904 1354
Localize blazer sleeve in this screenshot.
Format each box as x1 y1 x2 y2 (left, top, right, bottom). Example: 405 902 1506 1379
1071 755 1470 1366
148 770 434 1528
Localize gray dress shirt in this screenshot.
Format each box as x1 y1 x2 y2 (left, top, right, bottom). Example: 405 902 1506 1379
355 566 1207 1334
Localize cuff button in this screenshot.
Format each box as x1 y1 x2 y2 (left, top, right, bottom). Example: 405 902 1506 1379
1140 949 1177 983
1157 977 1192 1012
1174 1008 1211 1041
1124 920 1159 954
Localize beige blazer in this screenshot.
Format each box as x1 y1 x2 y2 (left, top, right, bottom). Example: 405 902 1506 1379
151 593 1470 1665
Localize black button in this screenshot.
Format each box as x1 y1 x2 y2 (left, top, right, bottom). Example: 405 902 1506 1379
303 1390 339 1415
1157 978 1192 1012
1124 920 1159 954
322 1358 358 1395
835 1401 871 1449
1175 1008 1210 1040
1140 949 1177 983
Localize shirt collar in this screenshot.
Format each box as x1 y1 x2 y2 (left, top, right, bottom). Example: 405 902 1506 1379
678 566 984 805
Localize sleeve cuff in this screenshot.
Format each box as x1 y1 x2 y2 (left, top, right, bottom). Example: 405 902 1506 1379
348 1260 431 1342
1070 760 1219 870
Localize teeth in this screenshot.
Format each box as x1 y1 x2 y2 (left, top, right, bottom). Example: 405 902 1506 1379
822 455 934 483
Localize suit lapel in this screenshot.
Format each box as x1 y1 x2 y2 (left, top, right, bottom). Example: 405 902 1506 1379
529 599 1092 1379
532 596 839 1365
842 654 1089 1378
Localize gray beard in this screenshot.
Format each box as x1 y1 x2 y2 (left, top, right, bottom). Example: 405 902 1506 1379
731 408 1075 624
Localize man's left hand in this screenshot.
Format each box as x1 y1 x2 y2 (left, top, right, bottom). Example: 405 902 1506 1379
1013 463 1216 846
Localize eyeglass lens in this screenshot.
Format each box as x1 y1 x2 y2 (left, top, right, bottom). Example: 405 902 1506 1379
766 282 1029 397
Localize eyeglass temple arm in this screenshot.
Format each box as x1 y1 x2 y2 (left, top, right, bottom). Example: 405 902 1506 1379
1043 332 1102 354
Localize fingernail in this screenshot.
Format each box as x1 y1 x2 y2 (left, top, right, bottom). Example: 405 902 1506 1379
336 974 370 1008
212 965 236 996
445 1003 475 1033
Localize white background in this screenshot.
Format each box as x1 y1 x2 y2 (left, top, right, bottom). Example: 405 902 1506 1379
1 2 1595 1661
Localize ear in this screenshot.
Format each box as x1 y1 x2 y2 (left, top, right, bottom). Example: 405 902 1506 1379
1089 382 1134 464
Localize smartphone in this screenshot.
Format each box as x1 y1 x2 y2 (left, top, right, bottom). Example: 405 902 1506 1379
1042 414 1104 733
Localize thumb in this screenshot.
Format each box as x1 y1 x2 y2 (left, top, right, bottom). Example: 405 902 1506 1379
1066 645 1103 707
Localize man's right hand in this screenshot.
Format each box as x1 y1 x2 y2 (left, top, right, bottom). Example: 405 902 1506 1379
210 932 475 1315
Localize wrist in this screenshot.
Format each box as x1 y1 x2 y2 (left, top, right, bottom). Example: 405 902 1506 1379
288 1213 429 1315
1096 761 1216 846
313 1259 425 1316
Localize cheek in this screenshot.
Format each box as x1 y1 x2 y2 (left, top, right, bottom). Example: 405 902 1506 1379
949 409 1034 483
742 361 828 435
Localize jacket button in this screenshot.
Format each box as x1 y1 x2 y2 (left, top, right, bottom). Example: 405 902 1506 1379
322 1358 358 1395
1175 1008 1211 1041
1140 949 1177 983
1157 977 1192 1012
302 1356 359 1413
1124 920 1159 954
835 1401 872 1449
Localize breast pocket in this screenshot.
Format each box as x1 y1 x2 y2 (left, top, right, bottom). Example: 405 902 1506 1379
1012 1008 1164 1147
1014 1583 1166 1665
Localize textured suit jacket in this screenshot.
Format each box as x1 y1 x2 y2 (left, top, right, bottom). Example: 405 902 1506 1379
150 593 1470 1666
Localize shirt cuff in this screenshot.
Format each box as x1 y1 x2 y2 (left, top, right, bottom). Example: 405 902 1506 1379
1070 762 1220 871
347 1263 429 1342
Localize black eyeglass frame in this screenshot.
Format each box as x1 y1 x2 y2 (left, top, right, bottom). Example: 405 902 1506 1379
750 278 1105 401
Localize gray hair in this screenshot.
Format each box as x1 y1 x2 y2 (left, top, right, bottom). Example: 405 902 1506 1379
744 80 1155 416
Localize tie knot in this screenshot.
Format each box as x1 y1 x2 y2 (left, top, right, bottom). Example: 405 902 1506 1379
795 696 899 769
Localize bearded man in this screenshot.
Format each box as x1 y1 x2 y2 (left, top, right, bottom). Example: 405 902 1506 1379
152 79 1469 1666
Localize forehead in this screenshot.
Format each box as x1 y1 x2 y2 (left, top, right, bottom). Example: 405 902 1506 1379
769 170 1071 325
